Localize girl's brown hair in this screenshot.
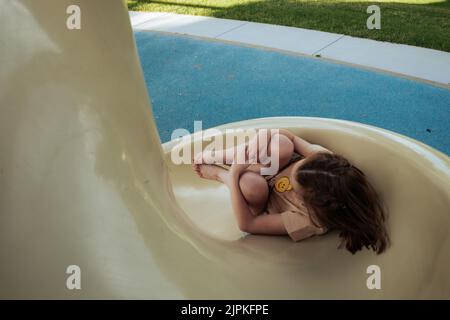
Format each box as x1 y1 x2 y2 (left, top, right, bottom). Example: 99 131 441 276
296 152 389 254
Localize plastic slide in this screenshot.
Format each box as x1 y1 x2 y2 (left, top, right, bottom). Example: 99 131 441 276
0 0 449 299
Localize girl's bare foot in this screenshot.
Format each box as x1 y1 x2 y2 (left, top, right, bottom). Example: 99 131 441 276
192 164 227 183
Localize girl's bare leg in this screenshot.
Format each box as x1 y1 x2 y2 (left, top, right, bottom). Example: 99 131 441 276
193 164 269 215
194 130 294 175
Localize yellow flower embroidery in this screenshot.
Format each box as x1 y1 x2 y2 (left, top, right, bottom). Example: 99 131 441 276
274 176 293 193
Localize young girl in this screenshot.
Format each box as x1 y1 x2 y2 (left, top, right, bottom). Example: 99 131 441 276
192 129 389 254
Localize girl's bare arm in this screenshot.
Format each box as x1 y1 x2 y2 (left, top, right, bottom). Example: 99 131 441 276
229 163 287 235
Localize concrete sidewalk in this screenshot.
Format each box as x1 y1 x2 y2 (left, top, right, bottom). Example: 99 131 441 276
129 11 450 87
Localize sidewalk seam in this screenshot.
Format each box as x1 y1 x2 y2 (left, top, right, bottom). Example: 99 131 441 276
312 35 346 56
214 21 249 38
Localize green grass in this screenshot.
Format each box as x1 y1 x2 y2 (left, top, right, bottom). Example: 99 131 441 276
127 0 450 52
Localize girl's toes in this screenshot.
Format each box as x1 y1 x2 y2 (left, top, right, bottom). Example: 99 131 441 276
197 164 222 181
192 163 201 176
193 152 203 164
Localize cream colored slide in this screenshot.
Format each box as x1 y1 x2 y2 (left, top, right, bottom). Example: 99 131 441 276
0 0 449 299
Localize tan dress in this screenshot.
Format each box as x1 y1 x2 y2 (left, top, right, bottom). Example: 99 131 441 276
263 155 328 242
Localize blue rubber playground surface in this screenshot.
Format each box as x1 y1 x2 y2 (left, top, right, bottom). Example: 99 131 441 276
134 31 450 155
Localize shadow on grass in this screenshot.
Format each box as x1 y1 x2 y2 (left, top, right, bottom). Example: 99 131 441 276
128 0 450 52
